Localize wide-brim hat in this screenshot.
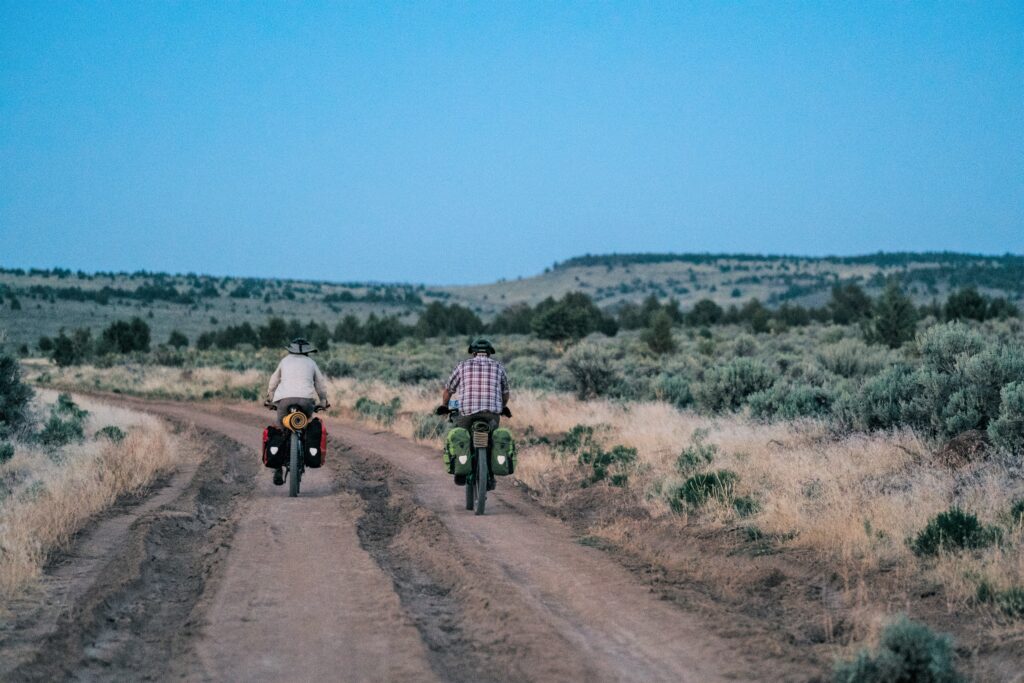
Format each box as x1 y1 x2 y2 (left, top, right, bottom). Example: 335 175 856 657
286 338 318 354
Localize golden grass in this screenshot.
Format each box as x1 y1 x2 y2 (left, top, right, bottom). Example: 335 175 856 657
0 391 191 599
25 361 263 401
327 377 1024 611
25 363 1024 613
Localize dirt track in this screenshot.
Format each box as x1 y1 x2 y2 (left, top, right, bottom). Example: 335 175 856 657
1 399 780 682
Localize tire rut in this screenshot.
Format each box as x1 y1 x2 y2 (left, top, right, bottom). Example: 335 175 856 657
341 453 603 683
345 457 494 683
6 427 255 682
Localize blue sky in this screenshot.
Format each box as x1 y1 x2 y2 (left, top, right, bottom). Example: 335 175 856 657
1 1 1021 284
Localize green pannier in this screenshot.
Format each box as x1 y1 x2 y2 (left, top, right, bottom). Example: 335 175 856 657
490 428 517 476
445 427 472 475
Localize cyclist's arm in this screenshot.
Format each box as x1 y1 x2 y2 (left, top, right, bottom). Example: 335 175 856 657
266 364 282 401
500 367 510 405
312 363 329 405
441 366 460 406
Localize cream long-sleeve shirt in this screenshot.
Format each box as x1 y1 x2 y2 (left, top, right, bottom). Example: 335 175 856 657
267 354 329 403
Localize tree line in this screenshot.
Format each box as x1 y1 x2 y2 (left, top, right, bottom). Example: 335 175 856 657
30 283 1019 364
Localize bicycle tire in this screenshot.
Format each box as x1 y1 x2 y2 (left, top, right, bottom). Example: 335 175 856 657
475 447 488 515
289 431 301 497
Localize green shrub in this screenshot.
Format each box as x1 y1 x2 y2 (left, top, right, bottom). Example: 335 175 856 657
675 432 717 475
557 424 598 454
732 495 760 517
396 363 441 384
0 353 33 437
994 587 1024 619
817 338 891 378
51 328 94 366
38 414 85 447
976 581 1024 619
413 414 447 441
855 365 918 431
322 358 353 378
911 338 1024 438
578 444 636 484
864 281 917 348
731 334 758 357
912 507 1000 557
99 317 151 353
672 470 739 510
641 310 676 355
562 344 621 400
167 330 189 348
694 358 777 412
653 374 692 409
150 346 185 367
989 382 1024 454
828 283 873 325
1011 499 1024 526
687 299 724 326
944 287 988 321
917 322 985 375
0 442 14 464
94 425 126 442
55 393 88 420
832 615 961 683
532 292 617 341
354 397 401 426
749 383 833 420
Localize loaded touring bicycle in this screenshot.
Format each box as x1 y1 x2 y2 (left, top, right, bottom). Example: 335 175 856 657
262 401 327 497
440 399 517 515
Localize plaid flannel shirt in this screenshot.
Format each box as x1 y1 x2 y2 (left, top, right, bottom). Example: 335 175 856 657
446 355 509 415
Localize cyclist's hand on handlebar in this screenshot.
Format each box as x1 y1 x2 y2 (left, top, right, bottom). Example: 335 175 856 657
501 406 512 418
434 405 450 416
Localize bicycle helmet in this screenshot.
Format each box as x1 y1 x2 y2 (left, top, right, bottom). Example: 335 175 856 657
467 337 496 355
285 337 318 354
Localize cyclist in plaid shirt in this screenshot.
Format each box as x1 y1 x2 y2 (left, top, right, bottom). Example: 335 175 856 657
439 338 511 431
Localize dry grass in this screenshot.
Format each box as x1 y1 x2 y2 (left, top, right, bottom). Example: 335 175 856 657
0 391 190 598
327 378 1024 611
25 361 263 401
29 362 1023 603
24 363 1024 624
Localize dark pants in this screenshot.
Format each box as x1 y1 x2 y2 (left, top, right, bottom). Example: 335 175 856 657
275 397 315 429
455 411 500 431
453 411 500 487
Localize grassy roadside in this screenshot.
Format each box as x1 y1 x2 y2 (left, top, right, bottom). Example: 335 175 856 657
22 361 1024 677
343 379 1024 679
0 390 197 599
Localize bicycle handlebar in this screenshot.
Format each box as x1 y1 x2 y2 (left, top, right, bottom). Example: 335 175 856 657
263 401 330 412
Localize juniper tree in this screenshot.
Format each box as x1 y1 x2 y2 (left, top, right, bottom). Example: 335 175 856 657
865 281 917 348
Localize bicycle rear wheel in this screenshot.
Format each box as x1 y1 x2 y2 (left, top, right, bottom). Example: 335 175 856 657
289 432 301 497
475 447 488 515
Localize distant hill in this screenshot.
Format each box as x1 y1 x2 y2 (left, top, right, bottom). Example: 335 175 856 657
436 252 1024 315
1 252 1021 351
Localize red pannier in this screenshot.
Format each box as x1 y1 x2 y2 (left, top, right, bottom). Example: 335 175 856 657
304 417 327 468
262 426 289 468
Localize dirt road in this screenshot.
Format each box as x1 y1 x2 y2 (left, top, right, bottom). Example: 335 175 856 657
3 399 774 682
